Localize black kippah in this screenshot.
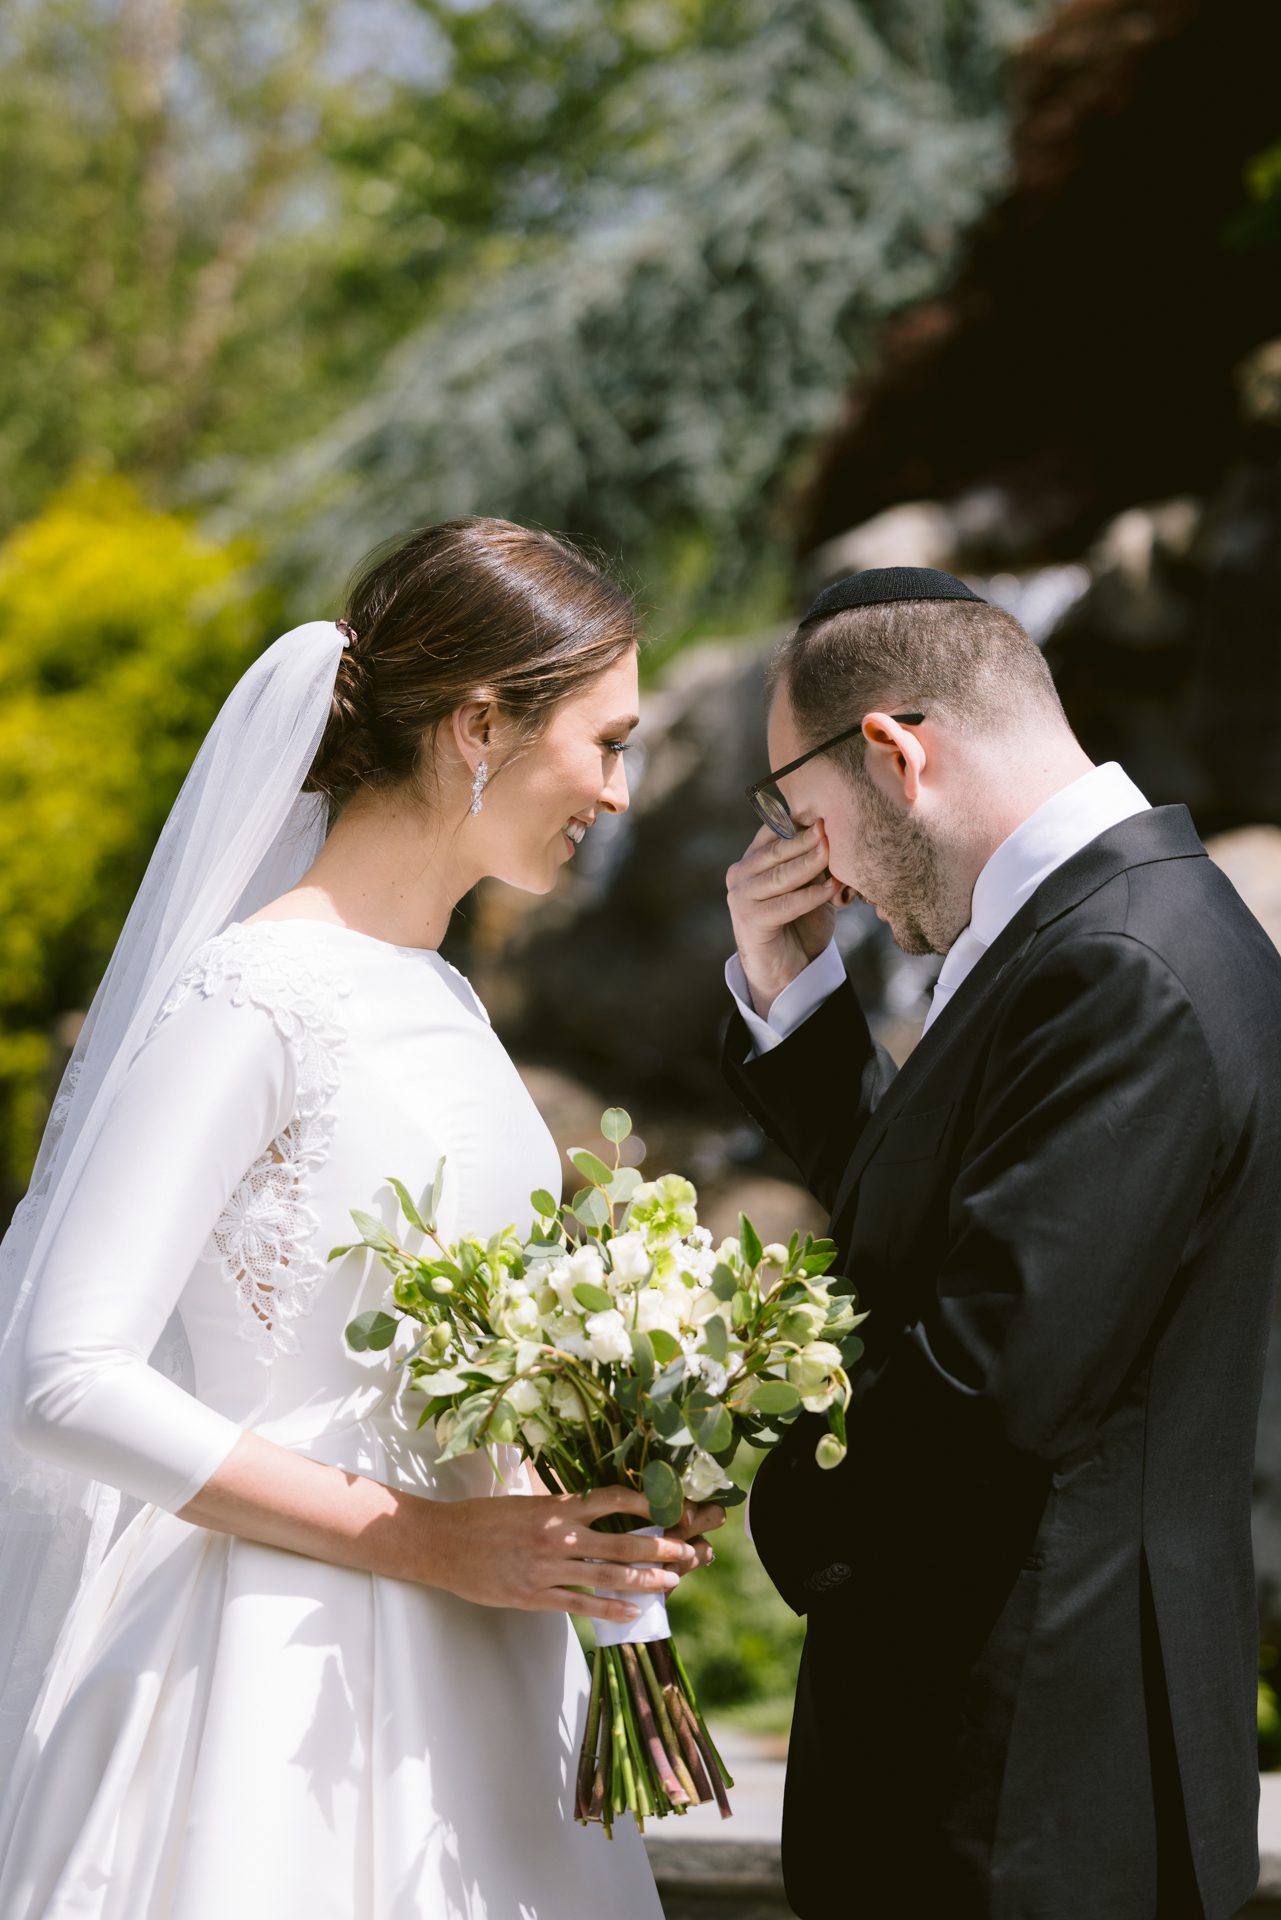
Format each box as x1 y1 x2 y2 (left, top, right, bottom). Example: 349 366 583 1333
798 566 987 629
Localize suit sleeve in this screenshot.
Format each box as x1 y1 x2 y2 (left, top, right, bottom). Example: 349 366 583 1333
16 983 296 1512
721 970 898 1214
903 929 1222 1462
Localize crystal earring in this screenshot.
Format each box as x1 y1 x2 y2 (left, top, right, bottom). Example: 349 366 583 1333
469 758 489 816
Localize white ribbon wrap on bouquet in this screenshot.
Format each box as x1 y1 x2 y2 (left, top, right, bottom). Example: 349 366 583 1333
591 1522 671 1647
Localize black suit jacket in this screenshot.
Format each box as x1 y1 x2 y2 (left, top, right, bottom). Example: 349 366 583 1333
723 806 1281 1920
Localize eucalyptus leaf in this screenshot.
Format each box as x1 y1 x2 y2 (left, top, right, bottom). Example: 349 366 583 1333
731 1290 753 1328
608 1166 642 1204
601 1107 632 1144
696 1403 733 1453
648 1328 682 1365
650 1356 687 1400
574 1190 610 1229
428 1155 447 1229
572 1280 613 1314
530 1188 559 1217
701 1314 728 1363
629 1328 656 1388
385 1175 427 1235
840 1333 866 1369
350 1209 397 1254
748 1379 802 1415
646 1395 685 1437
642 1458 684 1530
710 1264 737 1301
345 1309 400 1352
569 1146 614 1189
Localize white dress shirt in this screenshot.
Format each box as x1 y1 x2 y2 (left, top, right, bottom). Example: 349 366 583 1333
725 761 1152 1054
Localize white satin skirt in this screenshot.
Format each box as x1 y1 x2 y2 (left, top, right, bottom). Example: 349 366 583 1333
0 1415 662 1920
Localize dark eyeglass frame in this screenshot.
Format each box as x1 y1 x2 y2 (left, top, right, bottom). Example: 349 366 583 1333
745 711 926 839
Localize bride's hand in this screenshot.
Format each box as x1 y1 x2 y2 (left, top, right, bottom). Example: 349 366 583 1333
417 1483 702 1625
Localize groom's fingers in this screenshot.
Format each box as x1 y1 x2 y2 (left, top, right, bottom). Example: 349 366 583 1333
669 1500 727 1538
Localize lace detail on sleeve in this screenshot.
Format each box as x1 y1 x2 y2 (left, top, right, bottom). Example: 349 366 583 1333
152 924 351 1364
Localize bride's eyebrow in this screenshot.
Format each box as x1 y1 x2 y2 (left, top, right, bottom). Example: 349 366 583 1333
600 713 641 733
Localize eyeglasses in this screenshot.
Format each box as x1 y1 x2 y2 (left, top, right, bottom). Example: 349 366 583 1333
745 712 926 839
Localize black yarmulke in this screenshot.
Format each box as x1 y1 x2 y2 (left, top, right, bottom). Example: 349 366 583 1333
798 566 987 629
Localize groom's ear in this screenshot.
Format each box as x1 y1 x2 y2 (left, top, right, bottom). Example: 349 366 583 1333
862 711 926 804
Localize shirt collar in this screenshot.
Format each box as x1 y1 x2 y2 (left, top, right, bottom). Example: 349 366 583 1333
966 761 1152 950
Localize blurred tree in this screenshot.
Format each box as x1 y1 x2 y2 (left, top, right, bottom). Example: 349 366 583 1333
0 473 271 1200
220 0 1049 619
0 0 738 535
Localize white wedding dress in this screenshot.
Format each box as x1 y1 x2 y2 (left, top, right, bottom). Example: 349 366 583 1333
0 918 662 1920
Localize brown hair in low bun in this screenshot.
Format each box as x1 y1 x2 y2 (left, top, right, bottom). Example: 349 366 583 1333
304 517 638 821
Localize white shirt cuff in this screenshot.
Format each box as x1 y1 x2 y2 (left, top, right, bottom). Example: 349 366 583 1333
724 940 846 1056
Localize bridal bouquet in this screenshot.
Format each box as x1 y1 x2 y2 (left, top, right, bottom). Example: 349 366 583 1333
337 1108 865 1834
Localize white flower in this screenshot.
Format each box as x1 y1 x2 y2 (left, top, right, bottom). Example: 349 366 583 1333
549 1377 589 1424
635 1285 683 1339
520 1416 553 1451
685 1287 725 1328
507 1377 544 1416
493 1285 541 1340
584 1308 632 1365
684 1351 729 1398
682 1449 734 1502
777 1302 828 1344
787 1341 849 1412
569 1243 608 1291
689 1226 713 1250
542 1256 579 1312
608 1230 652 1285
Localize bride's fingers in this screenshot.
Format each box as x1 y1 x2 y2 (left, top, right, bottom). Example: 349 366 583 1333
581 1558 681 1594
540 1588 643 1626
570 1528 695 1567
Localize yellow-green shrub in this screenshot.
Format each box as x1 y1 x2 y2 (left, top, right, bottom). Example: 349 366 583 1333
0 472 274 1195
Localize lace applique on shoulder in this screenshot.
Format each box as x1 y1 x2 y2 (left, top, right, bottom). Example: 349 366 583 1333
153 923 351 1363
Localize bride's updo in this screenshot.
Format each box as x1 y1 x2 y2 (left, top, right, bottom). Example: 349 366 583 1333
304 516 637 817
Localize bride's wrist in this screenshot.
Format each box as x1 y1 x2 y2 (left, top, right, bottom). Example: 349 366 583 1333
393 1489 456 1592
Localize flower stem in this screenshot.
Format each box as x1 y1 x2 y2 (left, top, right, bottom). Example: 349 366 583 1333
636 1641 700 1804
576 1651 605 1822
604 1645 636 1820
620 1642 688 1808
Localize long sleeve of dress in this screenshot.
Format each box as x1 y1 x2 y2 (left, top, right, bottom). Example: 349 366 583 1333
15 983 296 1512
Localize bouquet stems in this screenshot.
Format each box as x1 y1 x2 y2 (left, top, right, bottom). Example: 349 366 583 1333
574 1634 734 1835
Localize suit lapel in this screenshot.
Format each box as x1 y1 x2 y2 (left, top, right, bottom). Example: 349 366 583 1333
826 804 1207 1234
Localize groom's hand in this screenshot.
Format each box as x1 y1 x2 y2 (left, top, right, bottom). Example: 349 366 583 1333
727 820 842 1019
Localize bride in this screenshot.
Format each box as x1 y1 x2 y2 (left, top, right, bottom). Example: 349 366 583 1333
0 516 722 1918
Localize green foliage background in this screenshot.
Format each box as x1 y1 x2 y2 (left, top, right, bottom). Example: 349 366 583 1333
0 0 1062 1734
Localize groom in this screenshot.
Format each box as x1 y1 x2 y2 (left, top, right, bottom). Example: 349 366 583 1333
721 567 1281 1919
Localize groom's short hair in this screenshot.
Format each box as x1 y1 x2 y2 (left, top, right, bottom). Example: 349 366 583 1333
768 590 1067 771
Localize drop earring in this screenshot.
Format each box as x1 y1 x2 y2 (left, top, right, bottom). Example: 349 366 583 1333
469 758 489 816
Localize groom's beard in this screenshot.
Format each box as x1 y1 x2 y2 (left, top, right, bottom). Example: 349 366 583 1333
852 773 970 957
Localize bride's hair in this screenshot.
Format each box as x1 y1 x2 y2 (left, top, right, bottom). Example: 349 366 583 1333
305 516 637 817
